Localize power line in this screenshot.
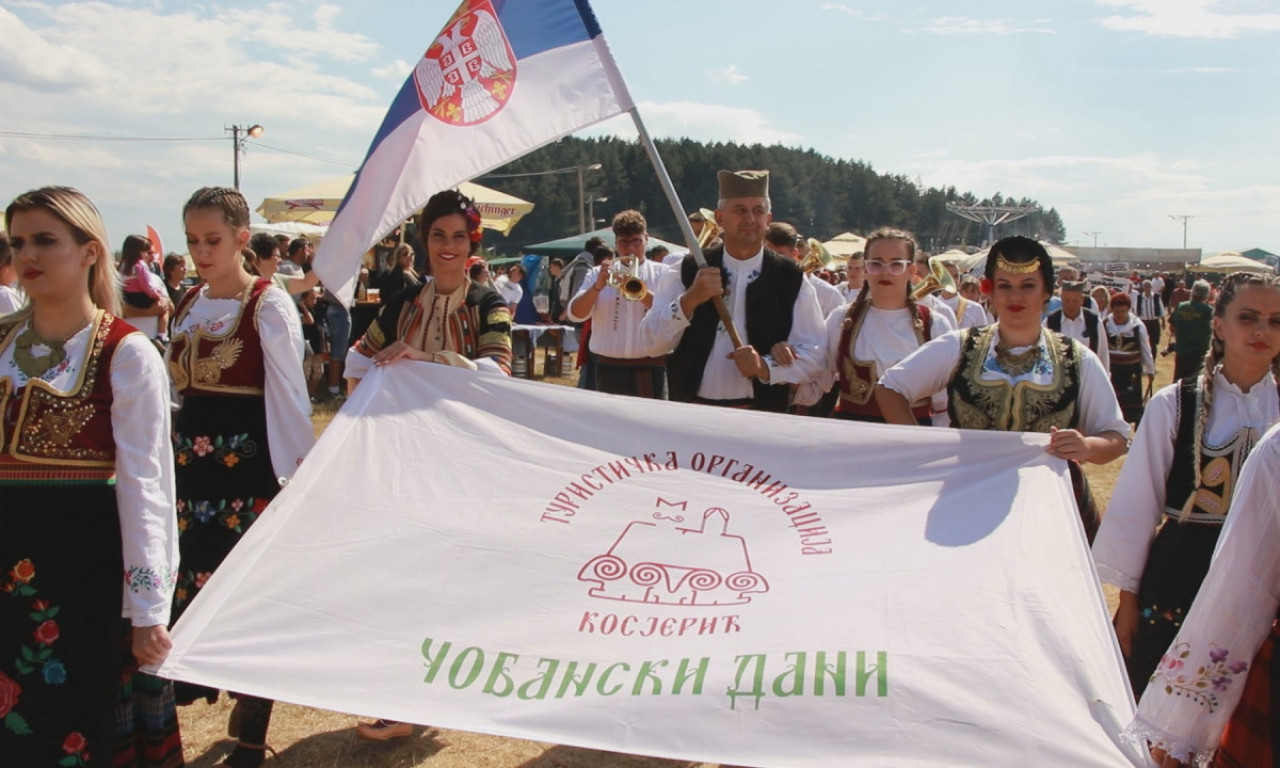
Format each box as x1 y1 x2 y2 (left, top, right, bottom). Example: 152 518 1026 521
0 129 222 142
245 140 357 168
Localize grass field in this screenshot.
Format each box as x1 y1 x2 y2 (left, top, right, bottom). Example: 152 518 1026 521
177 346 1173 767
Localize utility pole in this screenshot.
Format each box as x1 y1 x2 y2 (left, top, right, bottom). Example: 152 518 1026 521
576 163 602 233
227 124 264 191
1168 214 1193 249
1083 231 1101 248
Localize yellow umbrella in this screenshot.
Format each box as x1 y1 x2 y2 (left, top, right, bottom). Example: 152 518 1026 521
256 175 535 235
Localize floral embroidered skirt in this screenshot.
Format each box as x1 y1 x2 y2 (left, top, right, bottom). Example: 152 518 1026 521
171 394 279 706
1130 521 1223 697
0 484 129 768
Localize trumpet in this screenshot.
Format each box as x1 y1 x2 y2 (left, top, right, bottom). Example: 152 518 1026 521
607 255 647 301
911 255 958 300
695 209 722 250
799 238 835 274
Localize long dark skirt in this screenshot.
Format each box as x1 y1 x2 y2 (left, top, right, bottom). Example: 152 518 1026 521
171 394 280 706
1110 359 1146 423
0 484 129 768
1129 521 1223 695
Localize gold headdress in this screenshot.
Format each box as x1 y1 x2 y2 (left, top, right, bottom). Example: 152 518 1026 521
994 252 1041 275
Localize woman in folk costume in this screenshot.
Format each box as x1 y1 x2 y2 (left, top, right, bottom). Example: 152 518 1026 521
346 188 512 390
1127 421 1280 768
345 188 510 742
875 236 1130 542
1093 271 1280 699
1104 290 1155 424
168 187 313 768
0 187 178 767
816 227 953 424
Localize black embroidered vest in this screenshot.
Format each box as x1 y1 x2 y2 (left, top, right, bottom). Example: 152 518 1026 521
668 246 802 413
947 326 1082 432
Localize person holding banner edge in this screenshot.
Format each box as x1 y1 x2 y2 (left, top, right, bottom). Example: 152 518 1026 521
345 189 512 390
875 236 1129 542
640 170 826 412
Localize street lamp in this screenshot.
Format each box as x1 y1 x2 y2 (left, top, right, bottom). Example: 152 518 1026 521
577 163 602 233
587 196 608 231
1168 214 1193 249
228 123 265 191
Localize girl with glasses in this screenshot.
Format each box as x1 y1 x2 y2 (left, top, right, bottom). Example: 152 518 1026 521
817 228 953 424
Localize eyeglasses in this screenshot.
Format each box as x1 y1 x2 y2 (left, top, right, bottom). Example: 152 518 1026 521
864 259 911 276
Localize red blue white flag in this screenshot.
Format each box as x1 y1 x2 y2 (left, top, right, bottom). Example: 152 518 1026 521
314 0 635 302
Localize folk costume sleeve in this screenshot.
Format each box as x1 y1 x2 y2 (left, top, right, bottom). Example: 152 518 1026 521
638 266 694 356
1092 384 1180 591
257 286 314 480
878 329 966 405
763 279 827 386
111 333 178 626
564 266 603 324
1127 422 1280 766
472 284 514 376
1072 344 1130 438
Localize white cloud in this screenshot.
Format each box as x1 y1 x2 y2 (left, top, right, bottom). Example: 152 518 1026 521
1162 66 1239 73
707 64 750 85
372 59 414 80
580 101 802 147
902 151 1280 250
1096 0 1280 38
920 16 1057 35
0 7 112 91
0 2 386 132
819 4 892 23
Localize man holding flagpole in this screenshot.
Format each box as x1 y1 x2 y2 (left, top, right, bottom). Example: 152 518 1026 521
642 170 826 412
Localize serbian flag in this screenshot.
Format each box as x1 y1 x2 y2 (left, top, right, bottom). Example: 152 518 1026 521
313 0 635 303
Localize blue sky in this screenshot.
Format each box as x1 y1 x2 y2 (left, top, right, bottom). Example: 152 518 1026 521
2 0 1278 257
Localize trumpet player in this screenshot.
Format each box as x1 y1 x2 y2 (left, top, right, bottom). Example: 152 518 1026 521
766 223 844 319
566 210 673 398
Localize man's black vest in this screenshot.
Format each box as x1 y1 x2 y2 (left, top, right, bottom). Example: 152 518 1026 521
668 245 803 412
1046 307 1102 356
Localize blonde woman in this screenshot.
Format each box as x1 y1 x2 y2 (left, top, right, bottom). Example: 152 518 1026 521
0 187 178 767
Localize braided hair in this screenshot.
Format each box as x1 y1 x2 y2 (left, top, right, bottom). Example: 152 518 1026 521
862 226 923 331
1180 270 1280 520
182 187 250 230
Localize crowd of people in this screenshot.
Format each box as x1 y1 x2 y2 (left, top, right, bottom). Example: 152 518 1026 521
0 169 1277 768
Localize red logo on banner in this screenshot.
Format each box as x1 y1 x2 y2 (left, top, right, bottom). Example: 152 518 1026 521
414 0 516 126
578 500 771 607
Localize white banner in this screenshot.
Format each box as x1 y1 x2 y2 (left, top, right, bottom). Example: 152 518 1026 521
160 364 1144 768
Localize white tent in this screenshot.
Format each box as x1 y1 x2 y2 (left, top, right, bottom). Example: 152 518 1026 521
961 241 1079 274
932 248 972 265
1188 251 1277 274
249 221 329 240
256 176 535 235
822 232 866 260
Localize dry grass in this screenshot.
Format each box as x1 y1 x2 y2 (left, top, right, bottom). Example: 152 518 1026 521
180 347 1176 766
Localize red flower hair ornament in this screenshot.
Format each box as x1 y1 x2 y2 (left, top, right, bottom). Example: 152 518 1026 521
980 278 993 295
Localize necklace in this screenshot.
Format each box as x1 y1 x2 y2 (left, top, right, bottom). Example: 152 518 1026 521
994 338 1042 377
13 313 94 380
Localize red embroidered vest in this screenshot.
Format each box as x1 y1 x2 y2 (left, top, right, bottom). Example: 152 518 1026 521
834 301 933 420
168 279 271 397
0 312 137 485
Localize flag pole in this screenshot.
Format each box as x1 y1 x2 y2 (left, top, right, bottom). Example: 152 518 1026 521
627 107 746 350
